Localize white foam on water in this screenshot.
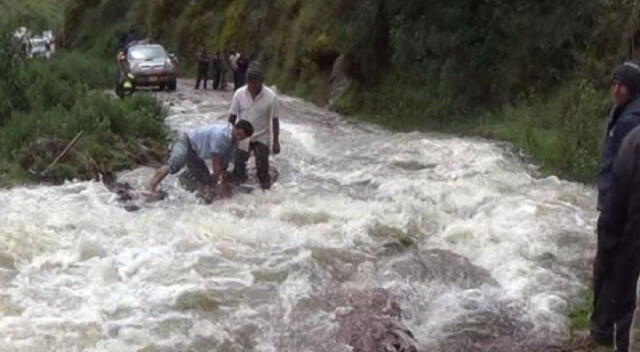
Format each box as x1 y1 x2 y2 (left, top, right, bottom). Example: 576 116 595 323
0 87 597 351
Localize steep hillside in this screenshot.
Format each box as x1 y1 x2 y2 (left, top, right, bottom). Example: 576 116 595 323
0 0 63 28
61 0 640 182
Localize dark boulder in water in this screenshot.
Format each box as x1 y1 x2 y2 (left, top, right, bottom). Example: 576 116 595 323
335 288 418 352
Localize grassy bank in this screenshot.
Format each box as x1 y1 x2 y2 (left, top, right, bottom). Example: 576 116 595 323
0 23 168 187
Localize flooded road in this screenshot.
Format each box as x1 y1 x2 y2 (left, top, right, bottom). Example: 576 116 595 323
0 80 597 351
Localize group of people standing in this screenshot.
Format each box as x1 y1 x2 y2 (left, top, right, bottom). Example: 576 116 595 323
195 49 250 92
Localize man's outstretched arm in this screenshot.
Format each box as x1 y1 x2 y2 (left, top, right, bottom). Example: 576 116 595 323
148 165 170 193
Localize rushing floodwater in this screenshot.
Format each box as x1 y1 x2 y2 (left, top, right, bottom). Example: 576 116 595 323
0 83 597 351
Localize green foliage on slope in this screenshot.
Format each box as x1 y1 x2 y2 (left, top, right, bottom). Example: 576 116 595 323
59 0 640 183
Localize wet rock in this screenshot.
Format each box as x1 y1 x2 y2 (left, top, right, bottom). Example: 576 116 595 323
0 252 16 270
335 289 418 352
311 247 370 282
251 267 289 283
368 222 421 255
381 249 498 288
124 204 141 212
280 210 331 226
392 160 438 171
173 290 222 312
431 301 562 352
151 318 194 340
328 54 352 109
280 288 418 351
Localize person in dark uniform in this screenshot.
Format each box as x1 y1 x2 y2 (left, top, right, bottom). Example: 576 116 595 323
195 50 210 90
211 52 223 90
234 53 249 91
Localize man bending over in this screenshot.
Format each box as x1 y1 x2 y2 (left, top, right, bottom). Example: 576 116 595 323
146 120 254 198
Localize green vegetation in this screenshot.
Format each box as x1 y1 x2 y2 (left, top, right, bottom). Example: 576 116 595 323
569 290 593 334
0 20 167 186
61 0 640 184
0 0 64 28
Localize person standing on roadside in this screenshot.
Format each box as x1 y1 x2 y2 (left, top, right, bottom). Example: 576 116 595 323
211 52 223 90
592 60 640 351
228 61 280 189
235 53 250 90
195 49 210 90
218 51 229 91
229 49 240 90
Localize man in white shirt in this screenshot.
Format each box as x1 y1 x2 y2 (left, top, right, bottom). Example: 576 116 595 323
228 61 280 190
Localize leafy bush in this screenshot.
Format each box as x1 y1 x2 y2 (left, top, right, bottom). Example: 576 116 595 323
0 24 168 185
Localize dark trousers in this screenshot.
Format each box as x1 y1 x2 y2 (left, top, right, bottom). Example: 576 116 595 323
195 69 209 89
233 70 247 91
612 243 640 352
233 70 240 91
212 69 221 90
593 217 640 352
232 142 270 189
592 245 616 346
219 71 226 90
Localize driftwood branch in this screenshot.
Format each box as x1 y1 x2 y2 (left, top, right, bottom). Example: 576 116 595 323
40 130 84 176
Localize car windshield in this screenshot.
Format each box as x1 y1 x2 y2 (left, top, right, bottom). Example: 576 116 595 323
31 39 46 48
128 46 167 60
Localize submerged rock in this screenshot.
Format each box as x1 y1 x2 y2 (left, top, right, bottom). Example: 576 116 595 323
0 252 16 270
335 289 418 352
381 249 498 289
279 287 418 351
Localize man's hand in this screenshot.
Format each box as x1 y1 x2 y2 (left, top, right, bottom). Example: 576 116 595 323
273 141 281 155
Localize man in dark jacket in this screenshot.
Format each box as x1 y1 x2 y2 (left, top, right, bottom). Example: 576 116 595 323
592 60 640 349
195 50 210 90
598 123 640 352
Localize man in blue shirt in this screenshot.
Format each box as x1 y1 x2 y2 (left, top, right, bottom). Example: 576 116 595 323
146 120 254 198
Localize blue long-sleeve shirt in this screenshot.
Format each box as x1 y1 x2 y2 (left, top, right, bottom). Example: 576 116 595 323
186 123 236 167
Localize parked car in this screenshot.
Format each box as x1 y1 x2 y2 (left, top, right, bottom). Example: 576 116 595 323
28 37 50 58
115 42 178 97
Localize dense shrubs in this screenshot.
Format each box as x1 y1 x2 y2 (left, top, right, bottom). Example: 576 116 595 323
0 26 167 186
